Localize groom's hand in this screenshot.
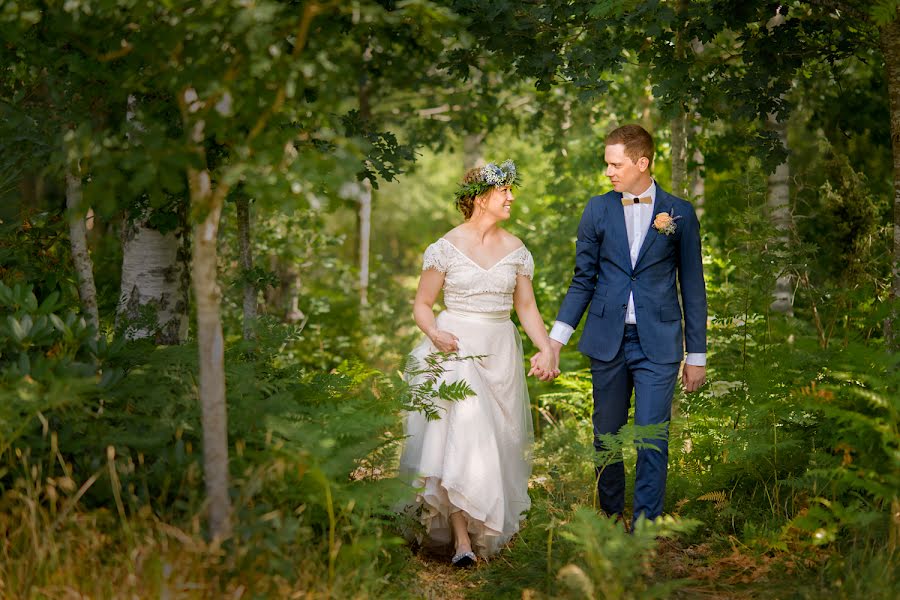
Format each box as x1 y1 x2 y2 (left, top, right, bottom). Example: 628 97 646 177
682 364 706 393
529 349 560 381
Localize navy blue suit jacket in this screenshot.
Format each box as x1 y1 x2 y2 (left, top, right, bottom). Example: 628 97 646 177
556 187 707 364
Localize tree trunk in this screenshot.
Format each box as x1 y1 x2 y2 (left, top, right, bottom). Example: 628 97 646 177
767 113 794 316
690 136 705 217
689 37 705 218
66 162 99 337
118 94 190 344
669 0 689 198
463 132 485 170
881 13 900 350
187 163 232 541
358 178 372 307
117 212 190 344
236 197 256 340
670 111 689 197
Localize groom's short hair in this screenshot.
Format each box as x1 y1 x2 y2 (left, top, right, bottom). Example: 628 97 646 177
606 125 654 168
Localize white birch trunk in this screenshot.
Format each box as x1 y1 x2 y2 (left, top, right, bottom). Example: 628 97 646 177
767 113 794 316
188 162 232 541
66 163 99 337
358 178 372 307
118 94 189 344
117 216 190 344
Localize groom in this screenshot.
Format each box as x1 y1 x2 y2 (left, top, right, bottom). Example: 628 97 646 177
537 124 707 525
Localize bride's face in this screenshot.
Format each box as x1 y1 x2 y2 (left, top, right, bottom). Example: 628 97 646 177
476 186 515 221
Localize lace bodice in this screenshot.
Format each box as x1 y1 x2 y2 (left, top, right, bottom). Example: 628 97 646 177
422 237 534 313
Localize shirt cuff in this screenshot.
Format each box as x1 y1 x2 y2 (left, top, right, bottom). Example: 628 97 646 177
549 321 575 345
685 353 706 366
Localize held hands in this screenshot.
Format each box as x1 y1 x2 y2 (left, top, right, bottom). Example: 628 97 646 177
528 342 561 382
682 364 706 393
429 329 460 353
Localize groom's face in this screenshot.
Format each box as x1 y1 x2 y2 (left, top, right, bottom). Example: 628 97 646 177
604 143 650 194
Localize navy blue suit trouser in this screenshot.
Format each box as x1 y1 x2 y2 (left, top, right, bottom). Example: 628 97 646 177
589 324 680 523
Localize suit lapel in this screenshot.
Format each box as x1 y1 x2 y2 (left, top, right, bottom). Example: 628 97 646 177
634 188 673 269
608 193 633 273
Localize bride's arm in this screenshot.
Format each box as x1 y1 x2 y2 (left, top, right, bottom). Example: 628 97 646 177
413 269 459 353
513 275 558 378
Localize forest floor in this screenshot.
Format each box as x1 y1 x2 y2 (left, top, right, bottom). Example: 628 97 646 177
388 420 849 600
401 533 830 599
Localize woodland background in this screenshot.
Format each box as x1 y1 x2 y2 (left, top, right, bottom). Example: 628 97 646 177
1 0 899 598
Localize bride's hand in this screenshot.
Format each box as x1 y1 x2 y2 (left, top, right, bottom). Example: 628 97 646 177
429 329 460 353
529 351 560 381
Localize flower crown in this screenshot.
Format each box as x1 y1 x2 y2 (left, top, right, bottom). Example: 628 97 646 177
453 159 521 203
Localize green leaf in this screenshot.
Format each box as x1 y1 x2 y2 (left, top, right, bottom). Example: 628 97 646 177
7 316 26 343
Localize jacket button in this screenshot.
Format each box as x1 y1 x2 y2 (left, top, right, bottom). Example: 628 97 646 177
631 276 636 281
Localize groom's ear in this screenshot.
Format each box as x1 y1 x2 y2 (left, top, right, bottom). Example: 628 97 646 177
637 156 650 172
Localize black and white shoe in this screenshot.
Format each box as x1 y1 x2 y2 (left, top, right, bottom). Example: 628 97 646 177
451 550 476 568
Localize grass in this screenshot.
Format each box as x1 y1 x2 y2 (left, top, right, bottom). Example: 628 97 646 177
2 395 897 599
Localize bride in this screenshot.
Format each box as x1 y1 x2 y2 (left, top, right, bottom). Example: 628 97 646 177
398 159 559 567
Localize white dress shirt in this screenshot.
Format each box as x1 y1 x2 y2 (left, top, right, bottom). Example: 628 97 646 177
549 180 706 366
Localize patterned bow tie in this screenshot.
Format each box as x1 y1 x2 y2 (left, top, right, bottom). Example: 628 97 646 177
622 196 652 205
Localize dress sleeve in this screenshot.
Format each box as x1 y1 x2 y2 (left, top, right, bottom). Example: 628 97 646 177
422 242 448 273
517 248 535 280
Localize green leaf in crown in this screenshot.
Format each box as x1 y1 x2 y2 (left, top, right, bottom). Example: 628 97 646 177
453 159 522 202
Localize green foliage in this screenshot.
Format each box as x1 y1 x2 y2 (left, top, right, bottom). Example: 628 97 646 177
0 0 897 595
400 351 480 420
551 510 698 600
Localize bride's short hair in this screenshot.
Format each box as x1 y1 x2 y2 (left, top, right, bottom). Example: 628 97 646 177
455 167 484 220
606 124 654 168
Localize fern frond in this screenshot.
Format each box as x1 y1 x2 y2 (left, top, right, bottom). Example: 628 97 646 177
697 490 729 510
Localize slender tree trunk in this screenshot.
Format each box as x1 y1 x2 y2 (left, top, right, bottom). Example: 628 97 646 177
284 263 306 325
690 136 705 215
358 178 372 307
118 95 190 344
236 197 256 340
358 47 373 309
175 2 318 540
670 112 688 197
66 162 99 337
669 0 689 198
187 164 232 541
881 14 900 351
689 38 705 218
767 113 794 316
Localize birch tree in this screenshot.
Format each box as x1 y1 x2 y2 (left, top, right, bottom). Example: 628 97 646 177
65 160 100 337
117 96 190 344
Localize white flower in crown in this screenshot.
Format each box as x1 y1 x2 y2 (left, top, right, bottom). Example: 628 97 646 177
481 163 504 185
499 159 517 182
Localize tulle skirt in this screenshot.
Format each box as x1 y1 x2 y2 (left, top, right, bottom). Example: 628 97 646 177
398 308 533 557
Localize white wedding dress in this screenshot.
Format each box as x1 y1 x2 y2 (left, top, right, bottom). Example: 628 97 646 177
398 237 534 557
